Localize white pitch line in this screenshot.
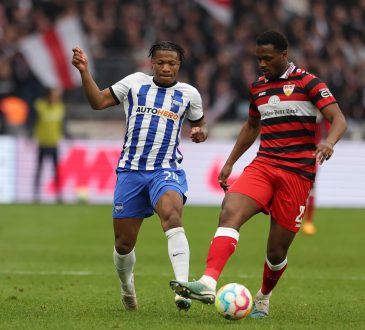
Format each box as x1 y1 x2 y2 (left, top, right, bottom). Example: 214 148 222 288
236 274 365 281
0 270 364 281
0 270 93 276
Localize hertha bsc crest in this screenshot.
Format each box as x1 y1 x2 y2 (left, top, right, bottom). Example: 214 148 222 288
283 84 295 96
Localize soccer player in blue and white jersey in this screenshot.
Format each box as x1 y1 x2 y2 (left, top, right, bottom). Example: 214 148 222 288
72 41 208 312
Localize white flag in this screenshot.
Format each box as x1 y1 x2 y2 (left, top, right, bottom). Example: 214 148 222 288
195 0 232 25
18 15 92 90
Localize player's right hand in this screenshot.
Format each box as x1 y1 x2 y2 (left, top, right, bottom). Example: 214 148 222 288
314 141 334 165
218 164 233 192
72 47 88 72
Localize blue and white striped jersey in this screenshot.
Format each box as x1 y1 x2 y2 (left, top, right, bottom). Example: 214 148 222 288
110 72 204 170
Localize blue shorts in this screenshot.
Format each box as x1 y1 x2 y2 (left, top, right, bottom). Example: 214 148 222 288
112 169 188 219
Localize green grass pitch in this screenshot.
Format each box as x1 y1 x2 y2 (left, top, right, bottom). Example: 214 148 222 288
0 204 364 329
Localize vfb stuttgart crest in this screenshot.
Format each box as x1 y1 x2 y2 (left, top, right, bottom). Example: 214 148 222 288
283 84 295 96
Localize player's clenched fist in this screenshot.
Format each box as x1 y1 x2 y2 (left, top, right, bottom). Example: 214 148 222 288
190 126 208 143
72 47 89 72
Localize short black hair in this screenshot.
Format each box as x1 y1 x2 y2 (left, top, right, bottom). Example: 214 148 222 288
256 31 289 52
148 41 185 62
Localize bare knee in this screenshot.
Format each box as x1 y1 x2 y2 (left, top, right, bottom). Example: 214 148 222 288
266 219 296 265
219 203 252 229
219 194 259 229
266 247 287 265
160 209 182 231
219 205 236 227
114 236 135 255
113 218 143 255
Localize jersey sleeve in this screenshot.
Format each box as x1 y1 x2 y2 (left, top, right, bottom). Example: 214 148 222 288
186 87 204 122
109 72 142 104
303 73 337 111
248 90 260 118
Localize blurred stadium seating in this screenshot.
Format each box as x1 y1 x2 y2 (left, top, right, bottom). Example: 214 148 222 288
0 0 364 140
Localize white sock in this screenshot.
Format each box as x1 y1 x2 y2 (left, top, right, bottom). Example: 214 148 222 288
200 275 217 291
165 227 190 282
113 247 136 293
266 257 288 271
214 227 240 240
257 289 272 299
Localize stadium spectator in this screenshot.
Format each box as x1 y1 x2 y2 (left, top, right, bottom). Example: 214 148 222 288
170 31 347 318
72 41 208 312
0 95 29 136
33 87 66 203
1 1 364 139
0 57 15 98
0 106 5 134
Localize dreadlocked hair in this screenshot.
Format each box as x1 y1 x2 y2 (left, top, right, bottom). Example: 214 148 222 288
148 41 185 62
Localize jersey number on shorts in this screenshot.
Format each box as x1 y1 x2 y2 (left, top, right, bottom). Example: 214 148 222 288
164 171 180 183
295 205 306 228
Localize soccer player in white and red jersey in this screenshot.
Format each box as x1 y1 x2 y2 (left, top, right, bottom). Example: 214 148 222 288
170 31 347 318
72 41 208 312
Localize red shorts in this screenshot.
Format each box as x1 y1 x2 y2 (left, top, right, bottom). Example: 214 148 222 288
228 160 313 232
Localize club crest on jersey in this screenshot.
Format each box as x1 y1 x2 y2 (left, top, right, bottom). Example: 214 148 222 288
114 202 124 213
171 96 183 107
283 84 295 96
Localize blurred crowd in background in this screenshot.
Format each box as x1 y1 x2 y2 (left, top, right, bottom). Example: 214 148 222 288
1 0 365 139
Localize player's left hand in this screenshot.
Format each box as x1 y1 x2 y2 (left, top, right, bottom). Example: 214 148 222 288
218 163 233 192
314 141 334 165
190 127 207 143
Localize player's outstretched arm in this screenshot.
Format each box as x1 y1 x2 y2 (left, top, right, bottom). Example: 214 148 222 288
72 47 116 110
189 118 208 143
224 116 260 166
315 103 347 165
219 116 260 191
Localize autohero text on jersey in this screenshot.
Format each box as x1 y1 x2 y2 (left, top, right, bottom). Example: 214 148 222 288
136 106 179 120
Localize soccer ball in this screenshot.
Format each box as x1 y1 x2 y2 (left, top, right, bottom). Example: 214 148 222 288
215 283 253 320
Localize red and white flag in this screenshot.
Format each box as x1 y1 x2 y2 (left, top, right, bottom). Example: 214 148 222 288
194 0 232 25
18 15 92 90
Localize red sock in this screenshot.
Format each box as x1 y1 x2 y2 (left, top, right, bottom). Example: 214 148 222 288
261 260 287 295
204 236 237 281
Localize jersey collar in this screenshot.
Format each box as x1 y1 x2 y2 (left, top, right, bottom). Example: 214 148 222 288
279 62 296 79
153 78 178 88
265 62 296 82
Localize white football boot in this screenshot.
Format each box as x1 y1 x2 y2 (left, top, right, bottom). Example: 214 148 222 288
250 290 271 318
121 274 138 311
